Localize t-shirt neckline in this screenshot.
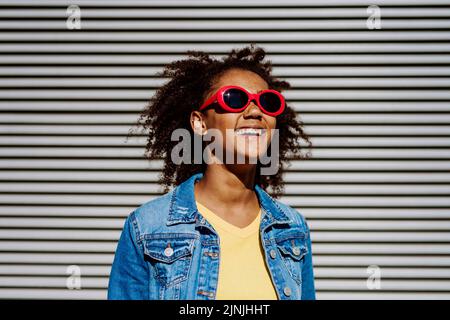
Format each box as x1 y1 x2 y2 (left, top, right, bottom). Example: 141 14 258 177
195 201 261 238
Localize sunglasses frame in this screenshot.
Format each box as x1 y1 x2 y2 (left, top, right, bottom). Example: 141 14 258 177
199 85 286 117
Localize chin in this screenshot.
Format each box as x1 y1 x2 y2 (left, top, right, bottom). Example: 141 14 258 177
234 149 266 164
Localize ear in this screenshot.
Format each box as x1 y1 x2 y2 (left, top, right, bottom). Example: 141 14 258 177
190 111 208 135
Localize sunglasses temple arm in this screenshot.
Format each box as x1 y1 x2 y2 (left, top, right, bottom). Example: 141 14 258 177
199 93 218 111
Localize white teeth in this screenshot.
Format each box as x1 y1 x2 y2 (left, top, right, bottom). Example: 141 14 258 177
235 128 264 136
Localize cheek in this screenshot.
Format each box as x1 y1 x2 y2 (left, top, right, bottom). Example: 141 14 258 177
206 114 238 148
266 116 277 129
264 117 277 143
208 112 238 130
209 114 238 137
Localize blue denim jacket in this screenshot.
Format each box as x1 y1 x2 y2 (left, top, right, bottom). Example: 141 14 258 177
108 173 316 300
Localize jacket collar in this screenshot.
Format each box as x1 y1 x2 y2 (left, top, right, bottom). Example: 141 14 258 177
167 172 292 226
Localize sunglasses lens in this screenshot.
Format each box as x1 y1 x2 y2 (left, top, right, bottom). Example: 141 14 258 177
223 88 248 109
259 92 282 113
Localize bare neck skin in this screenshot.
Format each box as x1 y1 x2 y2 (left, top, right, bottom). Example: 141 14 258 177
193 163 261 228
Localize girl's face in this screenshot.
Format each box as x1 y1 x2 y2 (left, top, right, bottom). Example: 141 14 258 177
191 68 277 165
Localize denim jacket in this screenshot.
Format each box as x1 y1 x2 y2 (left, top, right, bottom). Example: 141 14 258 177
108 173 316 300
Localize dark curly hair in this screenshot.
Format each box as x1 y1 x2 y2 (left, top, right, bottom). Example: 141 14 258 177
134 44 312 198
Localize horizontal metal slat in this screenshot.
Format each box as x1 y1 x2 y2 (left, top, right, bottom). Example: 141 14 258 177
0 276 107 288
1 207 449 220
1 66 450 77
2 19 450 30
2 136 450 147
0 170 162 181
312 244 450 255
0 289 442 300
1 159 450 172
2 113 450 124
2 148 449 159
314 256 450 266
284 196 450 208
311 232 450 242
0 124 132 135
0 252 114 264
2 31 450 42
0 264 110 276
2 89 450 100
0 206 134 217
0 241 117 253
315 279 450 291
3 241 450 255
2 194 449 207
1 183 449 196
314 267 450 278
0 159 163 170
2 54 450 65
310 220 450 230
2 77 450 87
0 277 449 292
1 229 450 242
300 208 450 219
2 125 449 136
1 252 449 266
1 0 448 6
2 171 450 183
0 289 106 300
0 229 121 240
6 101 450 112
2 8 450 18
3 43 450 54
1 217 450 231
0 217 124 229
316 292 450 300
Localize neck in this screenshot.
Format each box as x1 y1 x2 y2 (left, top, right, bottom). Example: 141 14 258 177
194 163 258 207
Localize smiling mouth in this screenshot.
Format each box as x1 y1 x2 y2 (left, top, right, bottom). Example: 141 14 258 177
234 128 266 136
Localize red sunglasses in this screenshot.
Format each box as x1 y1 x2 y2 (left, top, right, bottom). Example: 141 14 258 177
199 85 286 117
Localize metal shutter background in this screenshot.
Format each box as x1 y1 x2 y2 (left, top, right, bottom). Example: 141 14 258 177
1 0 450 299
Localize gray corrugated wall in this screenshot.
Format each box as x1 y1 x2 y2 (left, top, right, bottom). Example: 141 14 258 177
1 0 450 299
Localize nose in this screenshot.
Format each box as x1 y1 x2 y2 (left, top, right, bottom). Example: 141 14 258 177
243 100 263 119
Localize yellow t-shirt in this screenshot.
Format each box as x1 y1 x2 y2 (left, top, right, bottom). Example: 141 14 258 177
196 201 278 300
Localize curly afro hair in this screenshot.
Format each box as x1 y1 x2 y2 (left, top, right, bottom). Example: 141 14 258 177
135 44 312 198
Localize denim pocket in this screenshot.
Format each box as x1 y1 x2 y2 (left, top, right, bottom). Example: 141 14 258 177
275 233 308 285
143 234 196 287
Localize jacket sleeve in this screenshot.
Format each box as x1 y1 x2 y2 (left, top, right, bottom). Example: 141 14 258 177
107 212 149 300
301 216 316 300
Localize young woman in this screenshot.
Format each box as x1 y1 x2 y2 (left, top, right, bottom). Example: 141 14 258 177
108 45 315 300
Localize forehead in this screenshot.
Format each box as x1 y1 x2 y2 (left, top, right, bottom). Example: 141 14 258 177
212 68 268 92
